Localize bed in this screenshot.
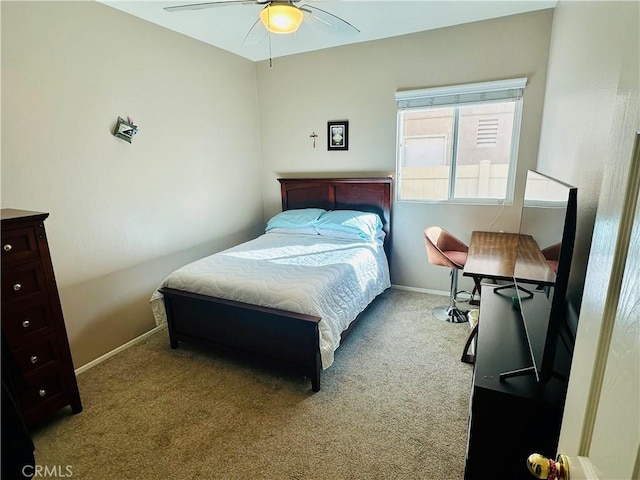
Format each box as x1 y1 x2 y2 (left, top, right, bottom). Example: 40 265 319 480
150 177 393 391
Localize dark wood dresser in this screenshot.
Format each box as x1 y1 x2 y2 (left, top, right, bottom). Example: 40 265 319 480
463 287 571 479
1 209 82 426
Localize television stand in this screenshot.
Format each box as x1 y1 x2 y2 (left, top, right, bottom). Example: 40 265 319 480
464 287 571 479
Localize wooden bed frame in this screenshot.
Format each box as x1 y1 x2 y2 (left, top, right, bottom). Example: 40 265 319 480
160 177 393 391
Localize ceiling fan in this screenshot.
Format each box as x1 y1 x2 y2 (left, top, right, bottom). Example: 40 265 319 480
164 0 360 45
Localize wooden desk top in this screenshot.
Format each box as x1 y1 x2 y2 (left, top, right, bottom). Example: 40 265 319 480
464 231 519 281
463 231 555 285
514 235 556 286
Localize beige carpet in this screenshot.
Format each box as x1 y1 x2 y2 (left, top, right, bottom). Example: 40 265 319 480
31 289 473 480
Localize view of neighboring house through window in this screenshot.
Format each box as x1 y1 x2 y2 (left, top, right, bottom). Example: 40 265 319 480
395 78 527 203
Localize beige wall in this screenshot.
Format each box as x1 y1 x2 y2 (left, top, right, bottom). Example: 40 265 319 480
534 0 639 463
1 1 264 367
256 10 554 294
536 1 639 311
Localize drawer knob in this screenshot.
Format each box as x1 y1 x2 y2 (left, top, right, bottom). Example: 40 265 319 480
13 283 22 291
38 389 47 397
3 244 12 252
22 319 31 328
30 355 39 364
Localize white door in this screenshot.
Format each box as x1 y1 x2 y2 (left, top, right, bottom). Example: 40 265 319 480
552 134 640 479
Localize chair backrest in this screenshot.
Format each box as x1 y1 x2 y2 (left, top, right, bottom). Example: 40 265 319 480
424 226 468 269
541 242 561 273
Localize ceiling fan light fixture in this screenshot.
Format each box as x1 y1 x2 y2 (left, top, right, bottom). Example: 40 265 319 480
259 4 303 34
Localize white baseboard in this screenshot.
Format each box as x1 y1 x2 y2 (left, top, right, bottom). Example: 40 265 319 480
74 325 165 375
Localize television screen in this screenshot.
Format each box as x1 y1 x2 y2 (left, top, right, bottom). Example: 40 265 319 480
510 170 577 383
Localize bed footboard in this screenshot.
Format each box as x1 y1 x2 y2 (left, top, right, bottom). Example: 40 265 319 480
160 288 323 391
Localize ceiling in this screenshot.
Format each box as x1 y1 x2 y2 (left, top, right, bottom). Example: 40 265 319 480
99 1 556 62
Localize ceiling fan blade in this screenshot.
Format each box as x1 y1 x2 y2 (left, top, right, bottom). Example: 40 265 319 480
300 4 360 34
243 18 269 45
164 1 262 13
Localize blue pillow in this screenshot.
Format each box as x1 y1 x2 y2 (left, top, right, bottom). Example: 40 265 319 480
265 208 325 232
315 210 383 241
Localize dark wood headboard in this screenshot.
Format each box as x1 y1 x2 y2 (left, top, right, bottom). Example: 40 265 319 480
278 177 393 257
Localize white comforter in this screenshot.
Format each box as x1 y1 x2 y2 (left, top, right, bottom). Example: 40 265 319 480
150 232 391 369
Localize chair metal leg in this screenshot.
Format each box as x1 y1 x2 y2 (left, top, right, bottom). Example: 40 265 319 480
450 267 459 307
432 268 469 323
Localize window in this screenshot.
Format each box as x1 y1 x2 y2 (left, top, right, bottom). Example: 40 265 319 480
395 78 527 203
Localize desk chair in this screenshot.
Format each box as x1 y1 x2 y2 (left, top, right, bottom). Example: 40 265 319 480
539 242 561 297
542 243 561 274
424 226 473 323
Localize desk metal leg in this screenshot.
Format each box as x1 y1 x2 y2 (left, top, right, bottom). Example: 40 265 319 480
461 323 478 364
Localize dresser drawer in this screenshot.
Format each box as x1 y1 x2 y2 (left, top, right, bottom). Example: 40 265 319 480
1 261 48 303
1 224 42 266
2 300 54 342
11 334 60 377
18 368 65 411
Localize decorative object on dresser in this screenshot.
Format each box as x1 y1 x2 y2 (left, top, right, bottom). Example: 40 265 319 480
1 209 82 427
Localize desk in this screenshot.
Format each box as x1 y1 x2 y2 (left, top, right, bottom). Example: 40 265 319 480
463 231 555 286
460 231 555 364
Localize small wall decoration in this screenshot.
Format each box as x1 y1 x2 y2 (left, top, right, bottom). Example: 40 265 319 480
328 121 348 151
113 116 138 143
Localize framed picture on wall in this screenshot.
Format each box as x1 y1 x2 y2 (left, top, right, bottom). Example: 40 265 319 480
327 121 349 151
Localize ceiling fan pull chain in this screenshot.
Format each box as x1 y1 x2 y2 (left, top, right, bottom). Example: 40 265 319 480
267 5 273 68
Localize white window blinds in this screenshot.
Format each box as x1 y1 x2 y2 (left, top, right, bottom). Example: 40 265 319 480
395 77 527 110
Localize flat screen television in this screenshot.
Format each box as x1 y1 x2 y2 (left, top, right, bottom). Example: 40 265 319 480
502 170 577 383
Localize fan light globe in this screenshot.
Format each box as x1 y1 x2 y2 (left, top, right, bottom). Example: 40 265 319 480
259 4 303 34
